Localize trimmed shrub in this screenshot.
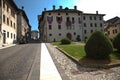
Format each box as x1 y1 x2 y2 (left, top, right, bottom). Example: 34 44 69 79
113 33 120 51
61 38 71 44
85 31 113 59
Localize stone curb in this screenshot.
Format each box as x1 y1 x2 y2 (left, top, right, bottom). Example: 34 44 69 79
0 44 16 49
56 46 120 69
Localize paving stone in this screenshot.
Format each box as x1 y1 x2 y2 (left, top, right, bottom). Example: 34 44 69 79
47 43 120 80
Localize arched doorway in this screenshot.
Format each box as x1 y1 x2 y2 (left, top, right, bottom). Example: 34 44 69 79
66 33 72 40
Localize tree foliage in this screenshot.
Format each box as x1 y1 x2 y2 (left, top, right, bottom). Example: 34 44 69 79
85 31 113 59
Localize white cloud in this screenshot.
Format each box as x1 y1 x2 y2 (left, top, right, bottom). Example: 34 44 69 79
76 0 120 20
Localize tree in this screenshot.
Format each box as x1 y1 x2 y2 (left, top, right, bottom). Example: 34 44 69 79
85 31 113 59
113 33 120 52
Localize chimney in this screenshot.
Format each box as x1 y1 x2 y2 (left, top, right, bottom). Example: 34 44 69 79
53 5 55 10
59 6 62 10
74 6 77 10
44 8 46 11
21 6 24 10
96 11 98 14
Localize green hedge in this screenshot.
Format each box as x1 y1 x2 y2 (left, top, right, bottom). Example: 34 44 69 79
113 33 120 52
85 31 113 59
61 38 71 44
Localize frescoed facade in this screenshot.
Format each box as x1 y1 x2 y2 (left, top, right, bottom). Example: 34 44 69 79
38 6 105 42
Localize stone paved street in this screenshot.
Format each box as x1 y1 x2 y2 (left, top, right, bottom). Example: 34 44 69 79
0 43 41 80
47 43 120 80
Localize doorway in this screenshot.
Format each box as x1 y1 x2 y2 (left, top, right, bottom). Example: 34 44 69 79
3 31 6 44
66 33 72 40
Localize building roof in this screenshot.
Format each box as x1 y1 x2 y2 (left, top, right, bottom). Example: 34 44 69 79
5 0 18 11
39 6 105 23
105 16 120 26
44 8 83 13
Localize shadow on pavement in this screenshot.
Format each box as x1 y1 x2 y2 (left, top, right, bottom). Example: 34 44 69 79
28 39 41 44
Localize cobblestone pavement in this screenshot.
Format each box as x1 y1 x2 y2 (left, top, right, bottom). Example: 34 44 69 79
0 43 41 80
47 43 120 80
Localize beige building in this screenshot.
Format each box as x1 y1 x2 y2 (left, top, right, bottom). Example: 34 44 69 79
17 8 31 43
104 16 120 39
31 30 38 40
38 5 105 42
0 0 18 46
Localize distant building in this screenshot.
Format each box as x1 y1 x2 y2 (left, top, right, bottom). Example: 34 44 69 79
17 8 31 43
31 30 38 40
38 5 105 42
104 16 120 39
0 0 18 46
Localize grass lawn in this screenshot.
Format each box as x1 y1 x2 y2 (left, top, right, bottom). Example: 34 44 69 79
51 42 120 60
52 42 86 60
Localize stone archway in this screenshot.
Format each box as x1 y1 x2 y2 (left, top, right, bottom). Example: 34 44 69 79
66 33 72 40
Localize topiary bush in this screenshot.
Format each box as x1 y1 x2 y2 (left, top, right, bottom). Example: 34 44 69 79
113 33 120 52
85 30 113 60
61 38 71 44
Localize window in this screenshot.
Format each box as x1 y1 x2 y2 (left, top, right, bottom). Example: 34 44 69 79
11 33 12 39
94 16 96 20
90 16 92 20
49 25 52 30
7 17 9 25
59 33 61 36
14 34 15 39
72 17 74 21
3 2 5 8
99 16 102 20
85 36 87 41
84 30 87 34
58 25 61 29
66 17 69 21
49 34 52 36
113 30 115 34
7 6 9 12
49 13 51 15
7 32 9 38
78 17 81 23
84 23 87 27
74 32 76 35
14 23 15 29
3 15 5 23
11 20 12 27
90 23 93 27
66 13 68 15
58 13 60 15
72 17 75 24
91 30 93 33
95 23 97 27
100 23 103 27
11 10 15 18
115 29 117 33
83 16 86 20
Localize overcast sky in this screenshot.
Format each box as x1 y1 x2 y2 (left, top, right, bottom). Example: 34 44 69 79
14 0 120 30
